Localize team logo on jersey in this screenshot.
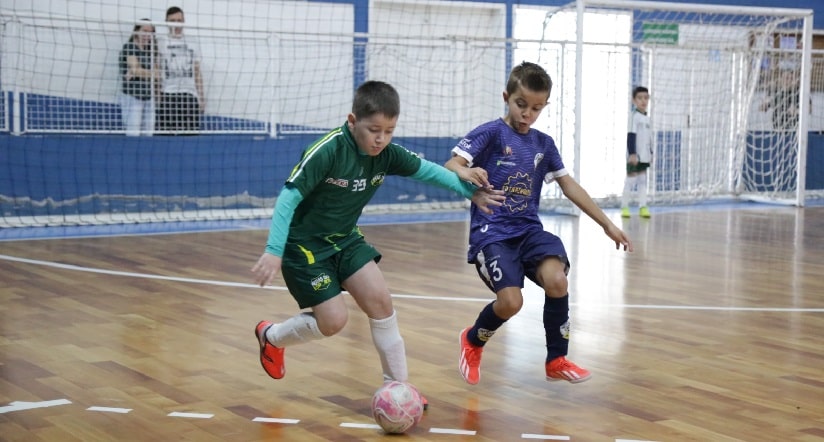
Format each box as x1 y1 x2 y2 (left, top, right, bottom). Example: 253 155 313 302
311 273 332 291
497 160 516 167
501 172 532 213
457 138 471 151
370 172 386 187
503 145 512 156
533 153 544 170
325 177 349 188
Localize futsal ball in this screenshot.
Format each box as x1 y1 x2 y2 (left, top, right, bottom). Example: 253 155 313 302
371 380 424 434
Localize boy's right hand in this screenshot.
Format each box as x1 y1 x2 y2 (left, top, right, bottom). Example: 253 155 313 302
604 224 633 252
252 253 283 287
628 153 639 166
471 187 505 214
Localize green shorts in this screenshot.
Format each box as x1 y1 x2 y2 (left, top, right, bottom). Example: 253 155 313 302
281 237 382 309
626 162 651 174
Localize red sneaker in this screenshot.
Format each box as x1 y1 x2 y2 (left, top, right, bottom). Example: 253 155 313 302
545 356 591 383
255 321 285 379
459 327 483 385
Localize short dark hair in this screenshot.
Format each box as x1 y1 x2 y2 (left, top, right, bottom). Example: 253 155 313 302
632 86 649 98
507 61 552 96
352 81 400 119
166 6 184 19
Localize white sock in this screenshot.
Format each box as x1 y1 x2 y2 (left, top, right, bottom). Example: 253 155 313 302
637 171 648 207
621 175 633 208
369 310 408 382
265 312 324 348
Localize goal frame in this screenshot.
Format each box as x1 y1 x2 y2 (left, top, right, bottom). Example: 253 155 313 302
575 0 813 207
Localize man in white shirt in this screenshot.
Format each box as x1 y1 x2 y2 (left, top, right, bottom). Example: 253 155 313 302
157 6 205 134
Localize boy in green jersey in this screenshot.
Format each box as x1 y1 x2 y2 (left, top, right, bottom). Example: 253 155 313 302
251 81 504 404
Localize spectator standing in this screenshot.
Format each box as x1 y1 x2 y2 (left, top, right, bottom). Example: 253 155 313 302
157 6 205 134
118 19 158 136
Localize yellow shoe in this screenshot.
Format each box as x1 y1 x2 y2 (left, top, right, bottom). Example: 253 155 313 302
639 206 651 218
620 207 630 218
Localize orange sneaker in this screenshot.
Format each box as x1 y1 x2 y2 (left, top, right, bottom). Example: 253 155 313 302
420 395 428 411
459 327 483 385
255 321 285 379
545 356 591 383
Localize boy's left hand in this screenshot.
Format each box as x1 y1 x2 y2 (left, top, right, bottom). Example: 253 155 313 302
459 167 492 188
605 224 633 252
471 187 505 214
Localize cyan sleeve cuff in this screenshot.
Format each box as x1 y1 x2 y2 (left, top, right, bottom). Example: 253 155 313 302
410 159 476 199
264 186 302 257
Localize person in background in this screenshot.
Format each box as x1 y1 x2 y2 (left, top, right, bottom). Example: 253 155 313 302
118 19 158 136
157 6 205 134
761 68 801 131
620 86 653 219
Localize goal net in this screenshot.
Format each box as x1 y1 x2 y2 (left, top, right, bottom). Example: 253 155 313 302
0 0 816 228
533 0 813 210
1 0 511 227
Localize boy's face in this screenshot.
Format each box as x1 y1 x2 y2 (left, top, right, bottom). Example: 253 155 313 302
503 86 549 134
347 112 398 156
633 92 650 113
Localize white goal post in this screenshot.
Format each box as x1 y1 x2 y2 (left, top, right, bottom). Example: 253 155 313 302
560 0 814 208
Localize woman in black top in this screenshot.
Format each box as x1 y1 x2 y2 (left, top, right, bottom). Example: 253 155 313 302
118 19 159 136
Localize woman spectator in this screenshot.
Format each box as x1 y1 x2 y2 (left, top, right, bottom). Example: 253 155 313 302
118 19 159 136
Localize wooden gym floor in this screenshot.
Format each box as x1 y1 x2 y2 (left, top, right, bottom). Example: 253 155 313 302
1 205 823 441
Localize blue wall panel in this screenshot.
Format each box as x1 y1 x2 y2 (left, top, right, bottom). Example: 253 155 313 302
0 134 465 217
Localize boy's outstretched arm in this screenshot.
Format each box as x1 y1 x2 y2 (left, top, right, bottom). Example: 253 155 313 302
410 159 504 213
251 186 302 286
556 175 633 252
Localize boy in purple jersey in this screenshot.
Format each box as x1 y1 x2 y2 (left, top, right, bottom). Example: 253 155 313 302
445 61 633 385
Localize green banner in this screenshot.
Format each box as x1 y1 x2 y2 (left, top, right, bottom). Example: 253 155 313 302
642 23 678 45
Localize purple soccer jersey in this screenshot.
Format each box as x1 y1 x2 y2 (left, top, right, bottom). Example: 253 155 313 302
452 118 568 262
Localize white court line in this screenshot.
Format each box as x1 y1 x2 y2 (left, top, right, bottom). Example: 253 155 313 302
430 428 477 435
253 417 300 424
0 399 72 414
616 439 658 442
340 422 382 429
168 411 214 419
87 406 132 413
522 434 571 440
2 253 823 313
0 254 287 291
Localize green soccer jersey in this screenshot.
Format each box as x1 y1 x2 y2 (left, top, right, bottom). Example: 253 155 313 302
283 122 422 262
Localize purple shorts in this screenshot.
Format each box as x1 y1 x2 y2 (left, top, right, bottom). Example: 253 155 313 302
472 229 569 293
